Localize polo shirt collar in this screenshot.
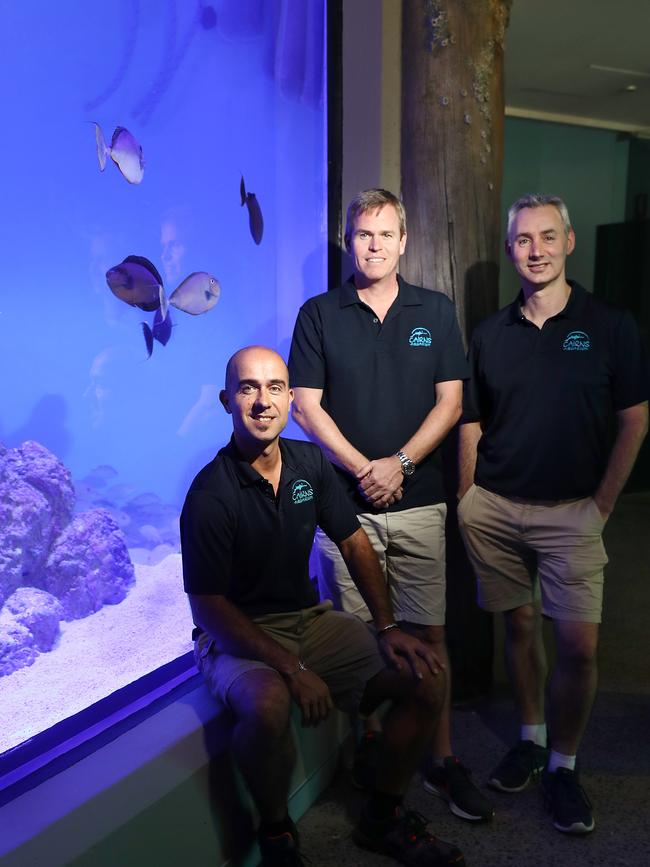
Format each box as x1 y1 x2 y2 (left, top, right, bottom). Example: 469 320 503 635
223 436 300 487
339 273 422 308
506 279 587 326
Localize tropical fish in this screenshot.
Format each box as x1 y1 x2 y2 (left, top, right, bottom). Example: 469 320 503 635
169 272 220 315
106 255 163 311
240 175 264 244
152 307 173 346
141 322 154 358
94 122 145 184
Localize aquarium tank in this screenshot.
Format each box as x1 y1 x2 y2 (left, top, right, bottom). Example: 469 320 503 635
0 0 327 759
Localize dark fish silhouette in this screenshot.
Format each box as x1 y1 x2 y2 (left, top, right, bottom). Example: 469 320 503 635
169 272 220 315
152 307 173 346
141 322 154 358
240 175 264 245
94 123 145 184
106 255 162 311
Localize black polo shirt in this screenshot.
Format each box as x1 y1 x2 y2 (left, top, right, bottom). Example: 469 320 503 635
464 281 649 500
288 275 469 512
180 437 360 617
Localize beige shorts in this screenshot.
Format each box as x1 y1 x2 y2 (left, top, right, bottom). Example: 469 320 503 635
313 504 447 626
458 484 608 623
194 601 386 714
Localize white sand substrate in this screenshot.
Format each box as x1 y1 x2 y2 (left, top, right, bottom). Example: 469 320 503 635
0 553 194 756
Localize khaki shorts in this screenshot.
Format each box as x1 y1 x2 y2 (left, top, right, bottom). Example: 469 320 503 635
194 601 386 714
458 485 608 623
313 504 447 626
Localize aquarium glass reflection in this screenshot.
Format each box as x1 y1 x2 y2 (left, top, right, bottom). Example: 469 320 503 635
0 0 327 756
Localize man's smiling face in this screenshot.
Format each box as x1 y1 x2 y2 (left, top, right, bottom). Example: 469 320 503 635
220 347 293 451
507 205 575 291
347 204 406 288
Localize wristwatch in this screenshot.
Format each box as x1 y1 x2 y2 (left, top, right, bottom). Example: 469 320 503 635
395 450 416 476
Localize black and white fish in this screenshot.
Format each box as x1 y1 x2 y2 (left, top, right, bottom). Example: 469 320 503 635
106 255 163 311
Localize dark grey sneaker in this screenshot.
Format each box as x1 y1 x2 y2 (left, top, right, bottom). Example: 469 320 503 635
488 740 549 792
423 757 494 821
541 767 595 834
354 806 465 865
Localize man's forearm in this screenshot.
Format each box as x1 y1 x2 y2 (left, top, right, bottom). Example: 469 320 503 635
189 593 300 676
338 528 394 629
398 384 463 465
593 401 648 518
292 391 368 476
458 421 482 497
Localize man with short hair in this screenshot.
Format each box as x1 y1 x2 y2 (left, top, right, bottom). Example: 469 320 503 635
288 189 493 823
458 194 649 834
181 345 465 867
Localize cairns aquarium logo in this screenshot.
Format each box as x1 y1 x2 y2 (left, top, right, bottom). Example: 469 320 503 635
562 330 591 351
291 479 314 505
409 326 432 347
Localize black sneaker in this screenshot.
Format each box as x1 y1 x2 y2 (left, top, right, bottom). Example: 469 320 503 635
488 740 549 792
423 756 494 821
354 805 465 865
258 822 305 866
351 730 382 790
541 767 595 834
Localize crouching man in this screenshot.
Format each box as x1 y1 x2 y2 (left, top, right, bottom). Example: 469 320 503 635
181 345 465 866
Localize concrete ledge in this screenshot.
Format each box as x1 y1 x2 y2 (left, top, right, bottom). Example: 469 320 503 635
0 679 351 867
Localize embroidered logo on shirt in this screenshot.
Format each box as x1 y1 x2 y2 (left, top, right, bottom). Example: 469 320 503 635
409 326 432 347
291 479 314 504
562 330 591 351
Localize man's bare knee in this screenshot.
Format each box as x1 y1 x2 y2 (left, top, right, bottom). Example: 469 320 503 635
229 670 293 739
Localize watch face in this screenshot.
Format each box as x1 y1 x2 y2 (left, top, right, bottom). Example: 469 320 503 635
403 462 415 476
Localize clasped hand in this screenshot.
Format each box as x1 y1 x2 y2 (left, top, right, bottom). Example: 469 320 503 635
378 628 445 680
357 456 403 508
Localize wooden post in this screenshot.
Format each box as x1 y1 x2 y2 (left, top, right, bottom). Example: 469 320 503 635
401 0 513 699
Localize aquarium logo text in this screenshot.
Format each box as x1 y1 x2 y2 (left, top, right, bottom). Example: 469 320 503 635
562 330 591 351
291 479 314 504
409 327 432 347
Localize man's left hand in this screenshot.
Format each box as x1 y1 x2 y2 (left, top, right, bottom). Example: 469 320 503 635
357 457 404 507
378 628 445 680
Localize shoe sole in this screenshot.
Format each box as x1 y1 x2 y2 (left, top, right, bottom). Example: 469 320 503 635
423 780 494 822
553 818 595 834
488 766 545 793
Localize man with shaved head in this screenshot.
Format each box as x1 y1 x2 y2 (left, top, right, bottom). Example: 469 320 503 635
180 346 465 867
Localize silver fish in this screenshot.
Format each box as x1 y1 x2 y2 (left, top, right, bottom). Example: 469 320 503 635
110 126 144 184
106 255 163 311
93 122 144 184
169 272 220 315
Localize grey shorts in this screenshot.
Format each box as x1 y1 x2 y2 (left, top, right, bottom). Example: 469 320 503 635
313 504 447 626
194 601 386 714
458 484 608 623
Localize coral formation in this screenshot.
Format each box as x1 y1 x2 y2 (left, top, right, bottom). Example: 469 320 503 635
0 442 136 676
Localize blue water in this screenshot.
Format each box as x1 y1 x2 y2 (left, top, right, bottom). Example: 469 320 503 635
0 0 327 754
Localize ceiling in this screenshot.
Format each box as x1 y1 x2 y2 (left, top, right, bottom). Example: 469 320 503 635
505 0 650 136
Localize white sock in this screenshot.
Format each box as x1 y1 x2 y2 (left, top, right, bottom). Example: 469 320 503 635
520 723 547 747
548 750 576 773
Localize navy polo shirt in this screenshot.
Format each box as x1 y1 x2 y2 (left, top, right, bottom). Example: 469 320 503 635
180 437 360 617
288 275 469 512
464 281 649 500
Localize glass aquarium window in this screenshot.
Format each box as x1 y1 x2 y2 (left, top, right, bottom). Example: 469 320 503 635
0 0 327 758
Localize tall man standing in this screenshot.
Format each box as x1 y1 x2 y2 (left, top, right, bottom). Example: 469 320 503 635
288 189 493 822
458 194 648 834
